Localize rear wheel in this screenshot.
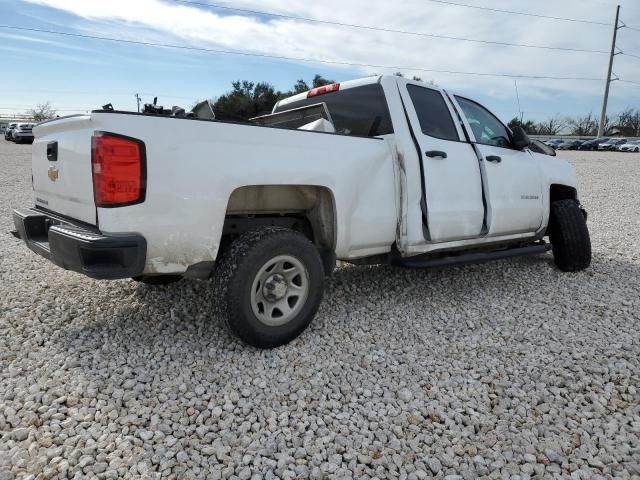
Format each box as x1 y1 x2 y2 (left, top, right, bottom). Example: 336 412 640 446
548 199 591 272
213 227 324 348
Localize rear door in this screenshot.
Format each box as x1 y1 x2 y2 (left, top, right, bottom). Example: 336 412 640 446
450 95 543 236
31 115 97 225
398 81 484 242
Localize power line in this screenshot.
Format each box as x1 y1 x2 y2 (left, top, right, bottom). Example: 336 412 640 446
619 79 640 86
0 24 607 82
620 51 640 60
172 0 608 54
421 0 610 26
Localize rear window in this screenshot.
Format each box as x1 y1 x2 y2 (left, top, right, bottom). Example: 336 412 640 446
274 83 394 137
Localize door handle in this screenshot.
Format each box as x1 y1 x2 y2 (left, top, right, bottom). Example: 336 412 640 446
486 155 502 163
47 142 58 162
425 150 447 159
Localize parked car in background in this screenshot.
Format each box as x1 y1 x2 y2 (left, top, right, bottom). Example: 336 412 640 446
618 140 640 152
598 138 627 151
544 139 564 149
13 123 35 144
557 140 585 151
578 137 609 151
4 123 18 141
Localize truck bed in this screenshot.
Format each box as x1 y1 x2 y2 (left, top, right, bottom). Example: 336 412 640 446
31 110 399 274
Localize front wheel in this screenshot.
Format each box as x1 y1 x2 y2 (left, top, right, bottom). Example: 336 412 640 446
548 200 591 272
213 227 324 348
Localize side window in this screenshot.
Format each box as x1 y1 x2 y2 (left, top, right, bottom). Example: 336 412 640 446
407 85 459 141
455 96 511 148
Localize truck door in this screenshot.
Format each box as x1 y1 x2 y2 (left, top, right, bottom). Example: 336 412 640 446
450 95 544 236
398 82 484 242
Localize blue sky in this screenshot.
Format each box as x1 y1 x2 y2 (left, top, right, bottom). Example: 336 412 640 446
1 0 640 123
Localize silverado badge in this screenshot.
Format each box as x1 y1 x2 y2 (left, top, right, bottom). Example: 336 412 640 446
48 166 59 181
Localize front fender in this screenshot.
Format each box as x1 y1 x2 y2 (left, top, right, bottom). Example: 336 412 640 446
533 152 578 235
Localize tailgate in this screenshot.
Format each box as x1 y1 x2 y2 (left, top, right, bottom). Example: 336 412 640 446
32 115 96 225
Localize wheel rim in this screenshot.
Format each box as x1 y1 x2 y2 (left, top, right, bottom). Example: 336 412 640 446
250 254 309 327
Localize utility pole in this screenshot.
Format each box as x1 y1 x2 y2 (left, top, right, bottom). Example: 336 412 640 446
135 93 141 113
597 5 621 137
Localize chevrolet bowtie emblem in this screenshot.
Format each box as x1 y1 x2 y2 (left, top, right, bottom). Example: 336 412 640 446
48 166 59 181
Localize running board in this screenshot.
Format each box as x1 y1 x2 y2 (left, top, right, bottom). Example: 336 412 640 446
396 242 551 269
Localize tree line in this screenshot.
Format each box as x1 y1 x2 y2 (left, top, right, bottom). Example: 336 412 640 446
211 74 639 136
508 109 640 137
210 74 336 121
208 72 429 121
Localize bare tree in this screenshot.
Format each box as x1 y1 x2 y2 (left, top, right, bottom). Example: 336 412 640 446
26 102 57 122
536 115 569 136
568 112 598 136
615 108 640 136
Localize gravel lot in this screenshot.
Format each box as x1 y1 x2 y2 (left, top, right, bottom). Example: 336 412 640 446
1 140 639 480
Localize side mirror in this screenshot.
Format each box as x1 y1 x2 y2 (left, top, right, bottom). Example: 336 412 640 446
510 126 530 150
529 139 556 157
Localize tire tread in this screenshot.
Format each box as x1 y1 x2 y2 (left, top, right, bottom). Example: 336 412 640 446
549 199 591 272
213 226 324 348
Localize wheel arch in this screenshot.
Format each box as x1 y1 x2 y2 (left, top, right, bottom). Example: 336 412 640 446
222 184 337 252
549 184 578 204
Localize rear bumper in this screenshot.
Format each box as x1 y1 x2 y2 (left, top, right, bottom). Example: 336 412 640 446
12 208 146 279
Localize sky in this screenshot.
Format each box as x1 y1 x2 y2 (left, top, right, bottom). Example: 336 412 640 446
1 0 640 123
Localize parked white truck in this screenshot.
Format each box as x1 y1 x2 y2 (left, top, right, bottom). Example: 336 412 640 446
13 75 591 348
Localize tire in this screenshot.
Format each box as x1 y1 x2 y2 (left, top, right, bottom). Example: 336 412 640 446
213 226 324 348
548 199 591 272
132 275 183 285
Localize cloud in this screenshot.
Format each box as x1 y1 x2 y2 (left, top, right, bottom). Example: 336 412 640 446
19 0 640 102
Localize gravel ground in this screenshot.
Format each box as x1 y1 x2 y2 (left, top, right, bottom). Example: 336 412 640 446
1 140 639 480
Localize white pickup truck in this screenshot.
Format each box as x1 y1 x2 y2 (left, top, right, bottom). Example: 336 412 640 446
13 75 591 348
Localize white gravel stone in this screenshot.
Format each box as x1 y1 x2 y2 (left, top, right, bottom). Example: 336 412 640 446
1 144 639 478
427 457 442 474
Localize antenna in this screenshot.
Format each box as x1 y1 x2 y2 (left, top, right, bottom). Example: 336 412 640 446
514 79 523 124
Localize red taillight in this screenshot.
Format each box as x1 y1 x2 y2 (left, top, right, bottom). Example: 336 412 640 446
91 132 146 207
307 83 340 98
